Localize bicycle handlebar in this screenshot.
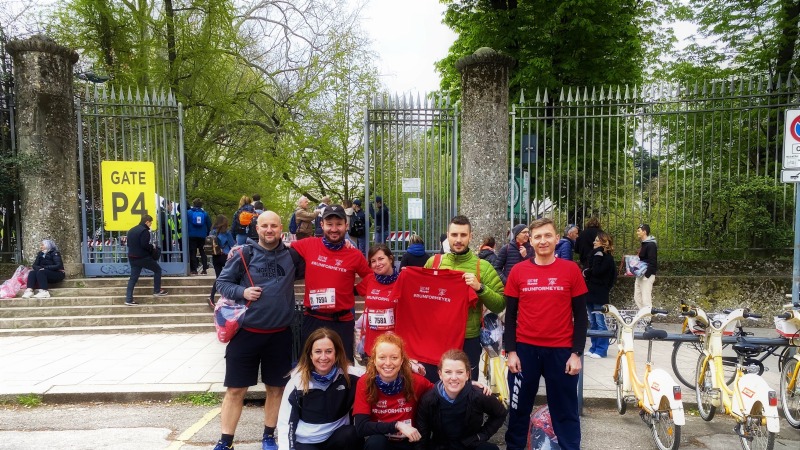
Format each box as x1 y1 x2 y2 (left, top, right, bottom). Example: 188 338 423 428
650 307 669 315
743 311 762 319
777 312 792 320
681 309 698 317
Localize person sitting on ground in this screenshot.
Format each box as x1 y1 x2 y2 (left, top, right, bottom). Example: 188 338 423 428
477 236 498 266
415 349 507 450
21 239 65 299
353 333 434 449
492 224 532 284
399 235 429 269
278 328 364 450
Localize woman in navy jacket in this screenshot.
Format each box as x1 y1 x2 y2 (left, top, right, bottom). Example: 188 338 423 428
21 239 65 299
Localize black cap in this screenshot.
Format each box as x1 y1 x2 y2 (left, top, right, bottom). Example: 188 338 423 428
322 204 346 220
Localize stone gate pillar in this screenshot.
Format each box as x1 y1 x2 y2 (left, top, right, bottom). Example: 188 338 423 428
7 36 82 276
456 48 515 250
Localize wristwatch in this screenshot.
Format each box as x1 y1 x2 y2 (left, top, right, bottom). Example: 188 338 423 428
572 351 583 357
476 283 485 294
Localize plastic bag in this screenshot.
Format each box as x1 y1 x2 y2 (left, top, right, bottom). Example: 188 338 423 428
0 265 30 299
623 255 648 277
480 312 504 353
214 297 248 343
12 265 31 284
528 404 560 450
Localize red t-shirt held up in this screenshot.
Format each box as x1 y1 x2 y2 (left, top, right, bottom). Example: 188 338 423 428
504 258 588 348
356 273 398 356
292 237 371 321
392 266 478 365
353 373 433 438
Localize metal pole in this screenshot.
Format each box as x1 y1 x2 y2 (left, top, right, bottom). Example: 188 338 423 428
177 102 188 275
76 97 88 271
793 183 800 307
363 104 370 257
451 103 459 217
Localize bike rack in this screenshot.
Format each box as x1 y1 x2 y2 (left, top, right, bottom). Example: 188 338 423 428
578 330 791 415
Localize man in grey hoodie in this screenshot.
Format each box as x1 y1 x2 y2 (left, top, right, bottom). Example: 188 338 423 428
634 223 658 309
213 211 305 450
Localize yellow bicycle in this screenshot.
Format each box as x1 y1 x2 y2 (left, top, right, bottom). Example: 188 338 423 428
604 305 684 450
685 305 780 450
776 305 800 429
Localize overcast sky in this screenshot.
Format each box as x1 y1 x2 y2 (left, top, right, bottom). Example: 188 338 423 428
360 0 456 95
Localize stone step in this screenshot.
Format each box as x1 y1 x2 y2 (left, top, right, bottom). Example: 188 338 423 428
0 312 215 329
0 295 363 309
58 277 307 289
0 323 216 336
0 303 215 318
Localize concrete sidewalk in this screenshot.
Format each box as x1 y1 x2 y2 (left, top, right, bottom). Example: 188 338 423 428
0 323 786 404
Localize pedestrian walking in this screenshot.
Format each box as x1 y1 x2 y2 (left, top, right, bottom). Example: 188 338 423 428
125 215 168 306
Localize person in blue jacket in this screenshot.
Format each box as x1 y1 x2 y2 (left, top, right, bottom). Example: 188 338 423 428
555 224 578 260
207 214 236 307
187 198 212 275
492 224 532 283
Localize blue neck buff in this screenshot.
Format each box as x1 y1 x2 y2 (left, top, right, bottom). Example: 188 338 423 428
406 243 426 256
436 381 455 403
376 375 404 396
375 268 399 285
311 368 339 385
322 236 345 251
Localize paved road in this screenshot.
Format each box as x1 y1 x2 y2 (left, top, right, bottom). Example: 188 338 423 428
1 402 798 449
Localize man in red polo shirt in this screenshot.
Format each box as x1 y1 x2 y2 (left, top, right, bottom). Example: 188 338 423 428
503 217 588 450
291 204 372 361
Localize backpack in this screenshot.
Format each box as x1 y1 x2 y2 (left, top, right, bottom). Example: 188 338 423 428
350 213 365 237
204 232 221 256
289 212 298 234
189 209 205 229
239 210 257 227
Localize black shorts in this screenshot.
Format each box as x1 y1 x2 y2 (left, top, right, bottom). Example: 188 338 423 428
224 328 292 387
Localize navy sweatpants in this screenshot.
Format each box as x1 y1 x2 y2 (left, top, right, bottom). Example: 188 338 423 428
505 343 580 450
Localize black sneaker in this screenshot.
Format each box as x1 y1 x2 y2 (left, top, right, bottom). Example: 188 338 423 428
125 300 139 306
153 289 168 297
200 269 208 275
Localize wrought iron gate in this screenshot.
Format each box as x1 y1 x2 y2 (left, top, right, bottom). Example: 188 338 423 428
77 85 187 276
364 94 459 255
511 74 800 256
0 35 20 264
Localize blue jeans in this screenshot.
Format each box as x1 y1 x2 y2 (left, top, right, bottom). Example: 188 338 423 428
235 233 248 245
126 256 162 301
374 230 389 244
354 236 367 256
587 303 610 357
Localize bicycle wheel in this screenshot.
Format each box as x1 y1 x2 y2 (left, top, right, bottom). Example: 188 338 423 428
672 337 703 389
695 355 716 421
736 411 775 450
615 356 627 415
780 357 800 429
650 397 681 450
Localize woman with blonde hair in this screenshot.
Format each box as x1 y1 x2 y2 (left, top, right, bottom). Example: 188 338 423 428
353 333 433 449
232 195 256 245
582 230 617 358
294 195 317 240
277 328 363 449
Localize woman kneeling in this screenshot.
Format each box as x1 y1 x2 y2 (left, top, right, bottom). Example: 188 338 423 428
277 328 363 450
415 349 507 450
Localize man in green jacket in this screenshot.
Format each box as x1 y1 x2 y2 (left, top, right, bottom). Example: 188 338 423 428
424 215 505 380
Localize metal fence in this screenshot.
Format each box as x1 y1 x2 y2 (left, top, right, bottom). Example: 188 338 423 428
77 85 187 276
511 74 800 257
364 93 459 255
0 35 20 264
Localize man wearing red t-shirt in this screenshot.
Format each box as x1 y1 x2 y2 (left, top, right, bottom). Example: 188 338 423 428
503 217 588 450
291 204 372 361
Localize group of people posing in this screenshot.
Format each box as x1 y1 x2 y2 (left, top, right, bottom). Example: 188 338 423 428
204 198 661 450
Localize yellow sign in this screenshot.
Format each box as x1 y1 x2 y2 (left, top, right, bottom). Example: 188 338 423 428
101 161 157 231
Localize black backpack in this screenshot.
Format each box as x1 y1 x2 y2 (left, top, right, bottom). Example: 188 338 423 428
350 214 365 237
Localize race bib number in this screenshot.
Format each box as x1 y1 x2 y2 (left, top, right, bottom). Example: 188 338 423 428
367 308 395 331
309 288 336 310
387 419 411 440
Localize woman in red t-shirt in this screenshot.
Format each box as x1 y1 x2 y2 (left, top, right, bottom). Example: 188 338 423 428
353 333 433 450
355 244 399 361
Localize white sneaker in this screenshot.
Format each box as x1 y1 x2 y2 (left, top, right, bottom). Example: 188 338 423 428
588 352 603 359
21 288 33 299
33 290 50 299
